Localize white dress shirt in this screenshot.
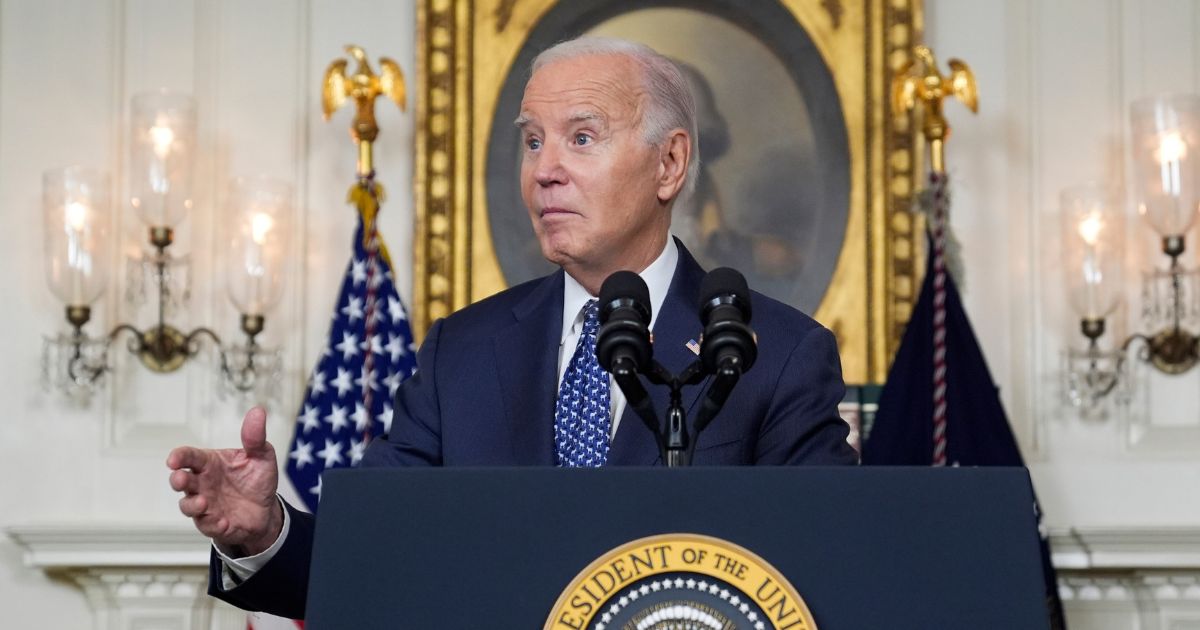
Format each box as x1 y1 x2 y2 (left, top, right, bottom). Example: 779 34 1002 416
216 236 680 586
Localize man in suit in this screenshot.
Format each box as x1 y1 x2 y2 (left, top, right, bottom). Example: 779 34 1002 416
166 36 856 619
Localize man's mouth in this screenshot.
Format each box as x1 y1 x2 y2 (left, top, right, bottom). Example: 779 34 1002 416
540 206 574 217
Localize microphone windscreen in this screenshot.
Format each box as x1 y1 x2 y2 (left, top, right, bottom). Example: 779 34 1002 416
699 267 751 321
599 270 651 323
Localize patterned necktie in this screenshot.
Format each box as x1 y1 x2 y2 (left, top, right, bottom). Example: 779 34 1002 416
554 299 612 467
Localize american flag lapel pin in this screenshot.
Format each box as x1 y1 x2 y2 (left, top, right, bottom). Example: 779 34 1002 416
685 339 700 355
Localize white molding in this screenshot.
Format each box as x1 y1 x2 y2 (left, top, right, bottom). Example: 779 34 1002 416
6 524 211 570
1052 527 1200 570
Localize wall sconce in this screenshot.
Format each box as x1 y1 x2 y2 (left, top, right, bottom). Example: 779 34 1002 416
42 90 288 399
1064 94 1200 411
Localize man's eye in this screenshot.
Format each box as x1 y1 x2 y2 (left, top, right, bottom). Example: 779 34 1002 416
526 137 542 151
574 133 592 146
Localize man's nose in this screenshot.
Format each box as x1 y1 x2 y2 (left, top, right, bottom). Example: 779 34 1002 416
533 142 568 187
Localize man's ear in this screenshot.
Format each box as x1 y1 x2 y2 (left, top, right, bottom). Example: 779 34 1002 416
656 129 691 203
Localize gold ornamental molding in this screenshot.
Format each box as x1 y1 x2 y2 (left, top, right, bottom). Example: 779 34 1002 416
414 0 924 383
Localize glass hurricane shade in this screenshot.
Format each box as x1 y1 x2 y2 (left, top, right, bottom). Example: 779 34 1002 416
43 166 111 306
225 176 291 315
130 90 196 229
1061 184 1124 320
1130 94 1200 237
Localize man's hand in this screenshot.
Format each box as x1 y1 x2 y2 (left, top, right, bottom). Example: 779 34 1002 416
167 406 283 557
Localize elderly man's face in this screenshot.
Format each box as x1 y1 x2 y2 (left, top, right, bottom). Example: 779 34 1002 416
517 54 677 284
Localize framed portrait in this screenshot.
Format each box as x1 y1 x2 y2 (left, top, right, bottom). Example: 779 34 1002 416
414 0 924 384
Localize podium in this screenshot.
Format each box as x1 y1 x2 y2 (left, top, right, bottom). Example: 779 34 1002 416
306 467 1050 629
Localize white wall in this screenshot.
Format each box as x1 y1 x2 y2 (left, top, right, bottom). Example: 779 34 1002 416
0 0 415 627
1 0 1197 628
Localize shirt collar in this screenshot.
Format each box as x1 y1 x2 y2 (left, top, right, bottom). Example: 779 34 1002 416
560 236 678 341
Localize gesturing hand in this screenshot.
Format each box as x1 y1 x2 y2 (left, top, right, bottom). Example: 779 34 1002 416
167 406 284 557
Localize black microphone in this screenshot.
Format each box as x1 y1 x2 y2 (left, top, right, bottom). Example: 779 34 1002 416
596 270 653 374
697 267 757 374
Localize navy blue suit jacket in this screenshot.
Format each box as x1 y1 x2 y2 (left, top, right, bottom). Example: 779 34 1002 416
209 241 856 618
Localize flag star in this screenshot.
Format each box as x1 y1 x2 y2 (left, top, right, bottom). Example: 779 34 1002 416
351 258 367 285
355 365 380 392
331 367 354 397
378 404 394 434
325 404 350 433
383 371 403 396
335 331 360 362
388 297 407 323
298 404 320 434
289 439 314 469
385 335 407 362
341 295 365 322
360 333 383 356
317 438 344 468
350 437 367 465
310 370 328 395
310 475 323 498
351 403 370 432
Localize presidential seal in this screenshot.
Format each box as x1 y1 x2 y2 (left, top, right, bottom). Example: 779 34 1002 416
545 534 817 630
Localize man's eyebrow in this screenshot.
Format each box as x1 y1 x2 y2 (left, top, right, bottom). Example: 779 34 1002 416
514 113 533 129
568 111 604 125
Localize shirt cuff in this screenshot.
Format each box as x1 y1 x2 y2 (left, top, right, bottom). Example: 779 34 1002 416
214 496 292 590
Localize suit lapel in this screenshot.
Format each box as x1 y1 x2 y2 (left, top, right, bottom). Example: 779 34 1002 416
493 272 563 465
608 240 709 466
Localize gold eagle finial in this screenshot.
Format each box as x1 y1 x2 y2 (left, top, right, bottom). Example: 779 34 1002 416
892 45 977 172
322 44 407 174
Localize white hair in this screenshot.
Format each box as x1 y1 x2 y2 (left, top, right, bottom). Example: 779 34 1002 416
532 36 699 198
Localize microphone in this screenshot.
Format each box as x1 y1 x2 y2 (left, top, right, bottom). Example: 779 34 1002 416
697 267 757 375
596 270 653 375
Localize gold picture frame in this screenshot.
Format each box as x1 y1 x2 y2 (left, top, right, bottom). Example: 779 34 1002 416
414 0 923 384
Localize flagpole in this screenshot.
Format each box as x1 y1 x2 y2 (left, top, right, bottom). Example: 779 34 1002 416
892 46 978 467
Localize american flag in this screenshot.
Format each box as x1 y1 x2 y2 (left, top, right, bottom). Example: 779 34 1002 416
284 178 418 512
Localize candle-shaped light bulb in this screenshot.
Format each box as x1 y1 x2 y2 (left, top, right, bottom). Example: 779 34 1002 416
1077 211 1104 246
1157 131 1188 163
65 201 88 232
250 212 274 246
149 117 175 160
64 200 90 304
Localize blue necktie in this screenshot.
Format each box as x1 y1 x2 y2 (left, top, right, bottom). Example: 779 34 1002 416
554 299 612 467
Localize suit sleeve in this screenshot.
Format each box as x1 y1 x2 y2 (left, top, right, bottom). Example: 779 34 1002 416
360 318 445 467
207 500 315 619
755 325 859 465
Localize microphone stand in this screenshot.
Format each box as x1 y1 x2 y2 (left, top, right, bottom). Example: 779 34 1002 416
611 360 707 467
